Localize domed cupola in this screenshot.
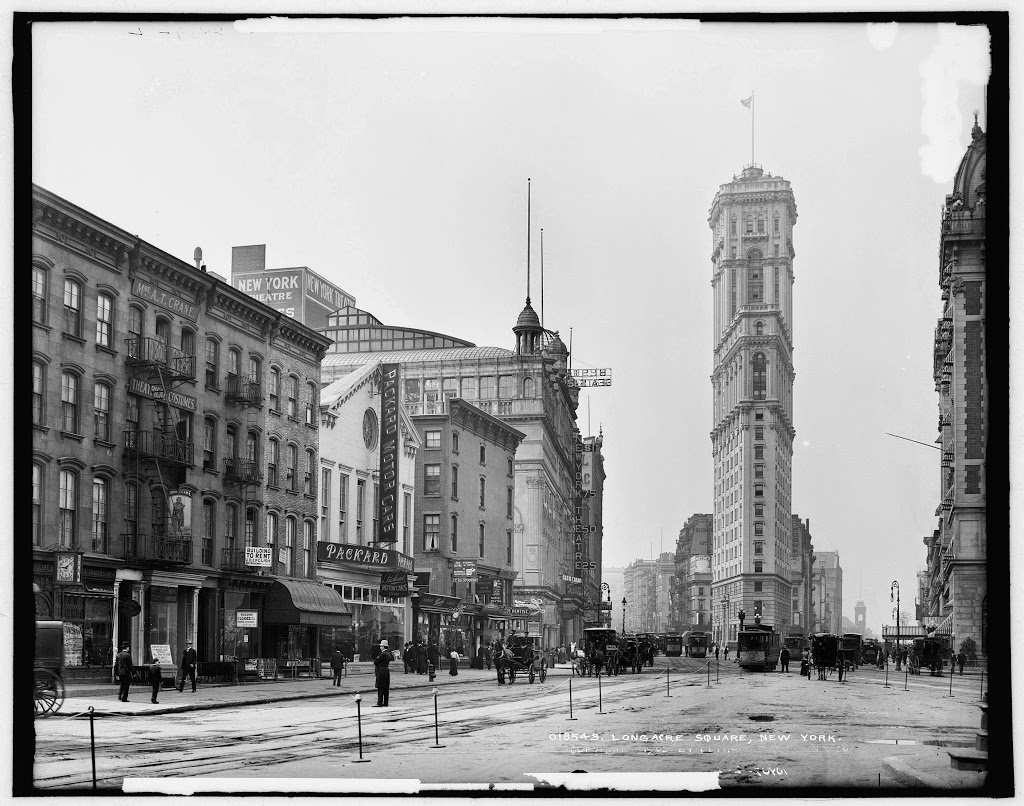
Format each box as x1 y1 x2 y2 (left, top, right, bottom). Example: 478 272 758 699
951 112 987 211
513 298 543 355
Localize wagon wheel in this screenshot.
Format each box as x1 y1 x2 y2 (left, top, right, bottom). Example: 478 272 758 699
529 663 536 684
540 658 548 683
34 668 65 716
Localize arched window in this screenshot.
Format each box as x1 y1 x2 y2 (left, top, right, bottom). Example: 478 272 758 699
752 353 767 400
267 438 279 487
128 306 144 358
205 338 219 388
249 355 261 384
451 514 458 552
33 463 43 545
61 371 80 433
202 500 215 565
284 516 296 575
59 468 78 547
288 444 298 491
63 278 82 337
228 348 240 380
96 293 114 347
305 382 317 425
288 375 299 418
32 264 49 323
523 377 535 397
33 361 46 425
269 367 281 410
305 449 315 494
755 321 764 336
93 381 111 442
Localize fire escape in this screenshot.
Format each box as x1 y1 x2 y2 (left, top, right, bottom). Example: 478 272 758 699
221 369 264 573
122 336 196 566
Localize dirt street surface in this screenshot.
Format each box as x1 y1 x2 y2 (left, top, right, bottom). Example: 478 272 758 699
33 658 994 793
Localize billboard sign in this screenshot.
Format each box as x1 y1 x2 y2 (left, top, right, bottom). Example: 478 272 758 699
168 489 193 540
690 555 712 575
234 268 304 319
569 368 612 387
378 363 400 543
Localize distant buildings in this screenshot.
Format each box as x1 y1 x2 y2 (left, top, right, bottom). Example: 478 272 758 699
623 553 675 634
708 164 798 646
812 551 843 635
673 514 713 632
789 515 815 637
920 115 988 661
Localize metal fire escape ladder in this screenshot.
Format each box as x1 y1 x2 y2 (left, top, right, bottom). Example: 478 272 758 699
223 371 265 573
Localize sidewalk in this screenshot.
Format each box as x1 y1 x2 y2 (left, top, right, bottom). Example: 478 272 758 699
59 663 574 718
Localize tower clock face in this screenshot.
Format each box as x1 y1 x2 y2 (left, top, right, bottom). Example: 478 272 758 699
362 409 378 450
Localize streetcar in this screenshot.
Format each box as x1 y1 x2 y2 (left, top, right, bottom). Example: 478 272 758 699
782 633 806 660
736 620 780 672
686 630 710 659
664 632 683 657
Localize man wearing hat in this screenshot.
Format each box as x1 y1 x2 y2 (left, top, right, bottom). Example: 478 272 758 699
115 642 133 702
373 639 392 707
178 640 198 693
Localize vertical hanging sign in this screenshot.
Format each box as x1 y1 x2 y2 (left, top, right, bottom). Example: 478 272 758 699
378 363 400 543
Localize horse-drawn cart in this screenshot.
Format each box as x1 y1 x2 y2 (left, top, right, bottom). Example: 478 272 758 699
35 621 66 716
497 634 547 684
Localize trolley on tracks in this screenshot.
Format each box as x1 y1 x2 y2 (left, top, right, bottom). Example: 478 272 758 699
686 630 710 659
736 619 780 672
35 620 66 716
665 632 683 657
497 633 547 684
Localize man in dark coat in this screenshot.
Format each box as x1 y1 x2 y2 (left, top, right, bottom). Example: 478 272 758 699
404 642 416 674
373 639 392 707
957 651 966 675
416 640 427 674
428 642 441 675
780 647 790 672
178 641 197 692
115 643 132 702
149 655 163 704
330 645 346 685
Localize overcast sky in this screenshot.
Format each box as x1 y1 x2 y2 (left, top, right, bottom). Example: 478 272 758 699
31 16 992 635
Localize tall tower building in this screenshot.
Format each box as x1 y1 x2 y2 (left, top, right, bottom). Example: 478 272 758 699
854 600 867 633
708 164 797 647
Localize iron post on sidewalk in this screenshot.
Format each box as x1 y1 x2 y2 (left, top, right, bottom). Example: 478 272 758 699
89 706 96 789
666 665 672 697
430 686 445 748
352 694 370 763
598 671 604 714
568 678 577 720
980 668 985 702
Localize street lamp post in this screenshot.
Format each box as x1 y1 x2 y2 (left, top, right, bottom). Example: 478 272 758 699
891 581 901 661
621 597 627 633
722 595 730 650
601 583 611 627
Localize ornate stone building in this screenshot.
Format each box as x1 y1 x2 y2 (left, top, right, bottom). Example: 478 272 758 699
789 514 815 638
708 165 798 646
673 513 713 632
921 115 988 660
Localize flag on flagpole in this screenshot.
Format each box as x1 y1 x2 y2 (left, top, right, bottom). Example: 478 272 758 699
740 95 753 108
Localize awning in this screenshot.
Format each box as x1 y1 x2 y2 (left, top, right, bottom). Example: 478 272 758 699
264 579 352 628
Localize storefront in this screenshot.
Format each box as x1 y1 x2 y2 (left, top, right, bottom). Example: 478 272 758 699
263 578 350 673
413 592 461 653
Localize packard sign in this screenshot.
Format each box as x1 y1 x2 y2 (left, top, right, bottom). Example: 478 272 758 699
380 571 409 599
317 542 414 573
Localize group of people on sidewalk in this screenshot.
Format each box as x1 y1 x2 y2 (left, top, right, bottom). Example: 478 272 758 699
113 641 199 704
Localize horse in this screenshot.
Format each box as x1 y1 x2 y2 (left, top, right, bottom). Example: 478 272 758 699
492 641 512 684
569 643 588 677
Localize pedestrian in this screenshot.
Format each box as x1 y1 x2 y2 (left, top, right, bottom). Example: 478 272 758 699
428 642 441 676
780 647 790 672
724 645 729 661
330 644 345 685
684 644 689 657
449 648 460 676
714 644 720 660
149 655 163 704
485 643 493 671
417 641 428 675
799 648 809 677
177 641 197 692
373 639 391 707
407 641 418 674
115 642 132 702
957 651 966 675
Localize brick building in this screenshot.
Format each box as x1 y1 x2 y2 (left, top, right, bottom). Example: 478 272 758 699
31 186 334 680
673 514 713 632
789 514 815 638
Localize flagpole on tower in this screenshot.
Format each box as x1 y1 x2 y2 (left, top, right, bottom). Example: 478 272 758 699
741 92 755 165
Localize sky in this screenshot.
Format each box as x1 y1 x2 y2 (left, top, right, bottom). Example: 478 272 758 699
29 15 994 637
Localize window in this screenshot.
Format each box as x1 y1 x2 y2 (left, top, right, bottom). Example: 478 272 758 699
774 244 780 258
305 382 317 425
339 473 348 540
442 377 458 402
754 539 764 553
181 329 196 367
752 353 767 400
479 523 485 558
479 445 486 464
479 376 495 400
203 418 216 470
755 502 764 517
460 378 476 400
248 356 261 387
372 482 379 540
288 376 298 418
755 409 763 421
756 216 765 234
128 306 143 358
284 517 296 576
424 514 440 551
523 377 534 397
91 477 108 552
479 478 486 508
33 265 48 323
59 469 77 547
754 445 764 460
266 512 277 555
33 464 43 545
96 293 113 347
288 444 298 491
507 487 513 518
245 507 257 548
754 581 763 592
267 438 279 486
754 484 764 498
305 449 315 495
403 493 411 551
754 561 763 573
303 521 313 577
508 458 514 477
755 426 764 440
228 348 240 380
498 375 515 398
63 278 82 336
32 361 45 425
729 219 737 236
451 466 458 498
155 318 170 362
452 432 459 452
205 339 219 388
321 469 331 542
747 261 763 303
93 382 111 442
774 216 780 234
425 430 442 449
225 426 238 470
451 514 458 552
202 500 214 565
424 464 441 496
755 320 763 336
225 503 237 555
745 216 753 234
507 530 513 565
356 479 365 543
754 600 763 617
269 367 281 410
754 464 764 479
61 371 80 433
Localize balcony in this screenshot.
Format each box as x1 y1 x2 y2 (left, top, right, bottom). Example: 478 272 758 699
124 429 194 466
122 533 193 566
224 458 264 486
221 548 262 573
126 337 197 381
225 374 264 407
941 214 985 237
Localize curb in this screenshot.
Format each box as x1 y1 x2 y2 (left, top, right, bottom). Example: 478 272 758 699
881 755 988 790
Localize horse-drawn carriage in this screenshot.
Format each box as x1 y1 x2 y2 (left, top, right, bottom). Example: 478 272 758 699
637 634 656 667
810 633 844 680
495 633 547 684
35 621 66 716
618 636 644 674
910 636 948 676
573 627 619 676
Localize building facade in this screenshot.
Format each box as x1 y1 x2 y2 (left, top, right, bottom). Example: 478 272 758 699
708 165 798 646
32 186 335 680
789 514 815 638
622 553 675 634
316 359 420 661
921 116 988 660
673 514 714 632
811 550 843 635
314 300 601 650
